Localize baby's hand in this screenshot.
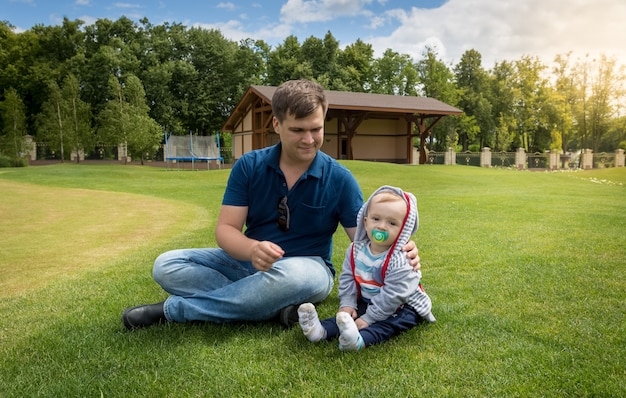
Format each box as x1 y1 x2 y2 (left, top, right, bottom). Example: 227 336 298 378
355 318 369 329
338 306 357 319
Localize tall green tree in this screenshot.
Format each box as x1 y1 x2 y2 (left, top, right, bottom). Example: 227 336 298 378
97 74 161 164
371 49 418 95
237 38 270 86
62 74 93 162
300 31 341 89
494 114 516 152
142 61 180 134
587 55 625 152
512 56 550 152
336 39 374 92
415 47 460 152
0 87 29 161
266 35 311 85
36 80 66 160
489 60 518 151
0 22 44 134
454 49 494 150
551 53 578 152
185 27 250 133
123 74 162 163
36 75 92 162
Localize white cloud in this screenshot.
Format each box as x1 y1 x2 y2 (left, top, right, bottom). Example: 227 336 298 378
366 0 626 68
194 19 292 43
217 2 237 11
78 15 98 26
280 0 373 23
113 3 141 9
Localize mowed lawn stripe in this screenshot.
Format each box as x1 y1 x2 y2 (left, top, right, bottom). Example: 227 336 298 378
0 180 201 297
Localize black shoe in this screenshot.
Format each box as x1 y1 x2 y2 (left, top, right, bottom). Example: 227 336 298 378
278 304 300 328
122 301 167 330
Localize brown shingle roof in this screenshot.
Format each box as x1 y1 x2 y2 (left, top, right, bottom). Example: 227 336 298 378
222 85 462 131
250 85 462 115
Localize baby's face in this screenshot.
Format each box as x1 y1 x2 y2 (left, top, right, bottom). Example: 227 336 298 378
364 195 406 247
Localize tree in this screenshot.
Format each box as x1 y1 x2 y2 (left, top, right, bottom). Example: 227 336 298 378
512 56 550 152
36 74 92 162
0 22 46 135
184 28 251 133
494 114 516 152
371 49 418 95
36 80 66 160
237 38 270 86
62 74 93 162
299 31 342 89
123 74 162 163
266 35 310 85
336 39 374 92
97 74 161 164
415 47 460 153
489 60 518 151
454 49 494 150
551 53 578 152
587 55 624 152
0 87 29 162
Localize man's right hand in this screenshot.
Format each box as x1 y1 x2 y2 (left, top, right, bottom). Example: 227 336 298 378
250 240 285 271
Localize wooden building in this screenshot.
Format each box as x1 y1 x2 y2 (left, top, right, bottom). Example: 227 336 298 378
222 85 463 164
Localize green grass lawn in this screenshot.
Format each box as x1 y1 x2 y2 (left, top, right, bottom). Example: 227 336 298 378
0 163 624 397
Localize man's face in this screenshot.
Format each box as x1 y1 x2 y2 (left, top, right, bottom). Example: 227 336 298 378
273 106 324 164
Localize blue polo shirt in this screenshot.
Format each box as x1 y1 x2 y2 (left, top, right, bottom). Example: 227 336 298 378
222 143 363 274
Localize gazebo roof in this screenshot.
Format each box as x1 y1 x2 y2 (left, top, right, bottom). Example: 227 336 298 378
222 85 462 131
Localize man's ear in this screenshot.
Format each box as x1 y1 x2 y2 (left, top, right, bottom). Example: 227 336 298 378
272 116 280 133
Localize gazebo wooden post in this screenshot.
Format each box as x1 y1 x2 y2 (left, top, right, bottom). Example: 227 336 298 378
406 117 414 164
418 118 428 164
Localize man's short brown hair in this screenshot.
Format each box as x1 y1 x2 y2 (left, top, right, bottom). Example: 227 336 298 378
271 79 328 123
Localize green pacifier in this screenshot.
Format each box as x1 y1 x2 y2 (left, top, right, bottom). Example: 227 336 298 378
372 229 388 243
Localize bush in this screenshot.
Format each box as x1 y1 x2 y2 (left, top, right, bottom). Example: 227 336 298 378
0 155 28 167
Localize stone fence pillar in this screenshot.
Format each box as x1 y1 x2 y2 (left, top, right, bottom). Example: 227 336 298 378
118 143 131 162
549 151 561 170
412 147 419 165
481 147 491 167
444 147 456 165
616 149 625 167
24 135 37 161
581 149 593 170
515 148 526 169
71 149 85 162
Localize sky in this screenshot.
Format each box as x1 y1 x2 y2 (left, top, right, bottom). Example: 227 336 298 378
2 0 626 69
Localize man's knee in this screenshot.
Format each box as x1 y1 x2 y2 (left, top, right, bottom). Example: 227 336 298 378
272 257 333 302
152 249 183 284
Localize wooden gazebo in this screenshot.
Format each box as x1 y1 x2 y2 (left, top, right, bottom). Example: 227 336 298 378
223 85 462 164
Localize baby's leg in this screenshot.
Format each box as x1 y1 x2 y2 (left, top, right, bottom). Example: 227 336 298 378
336 312 364 351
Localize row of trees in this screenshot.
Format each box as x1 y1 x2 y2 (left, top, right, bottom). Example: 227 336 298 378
1 17 625 163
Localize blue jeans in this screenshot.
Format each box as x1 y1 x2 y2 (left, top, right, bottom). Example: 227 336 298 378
152 248 334 323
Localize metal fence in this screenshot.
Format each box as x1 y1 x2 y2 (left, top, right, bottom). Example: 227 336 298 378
491 152 516 168
427 151 445 165
456 151 480 166
424 149 624 170
593 152 615 168
526 152 549 169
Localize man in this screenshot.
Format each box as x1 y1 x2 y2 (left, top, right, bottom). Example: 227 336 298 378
122 79 419 329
